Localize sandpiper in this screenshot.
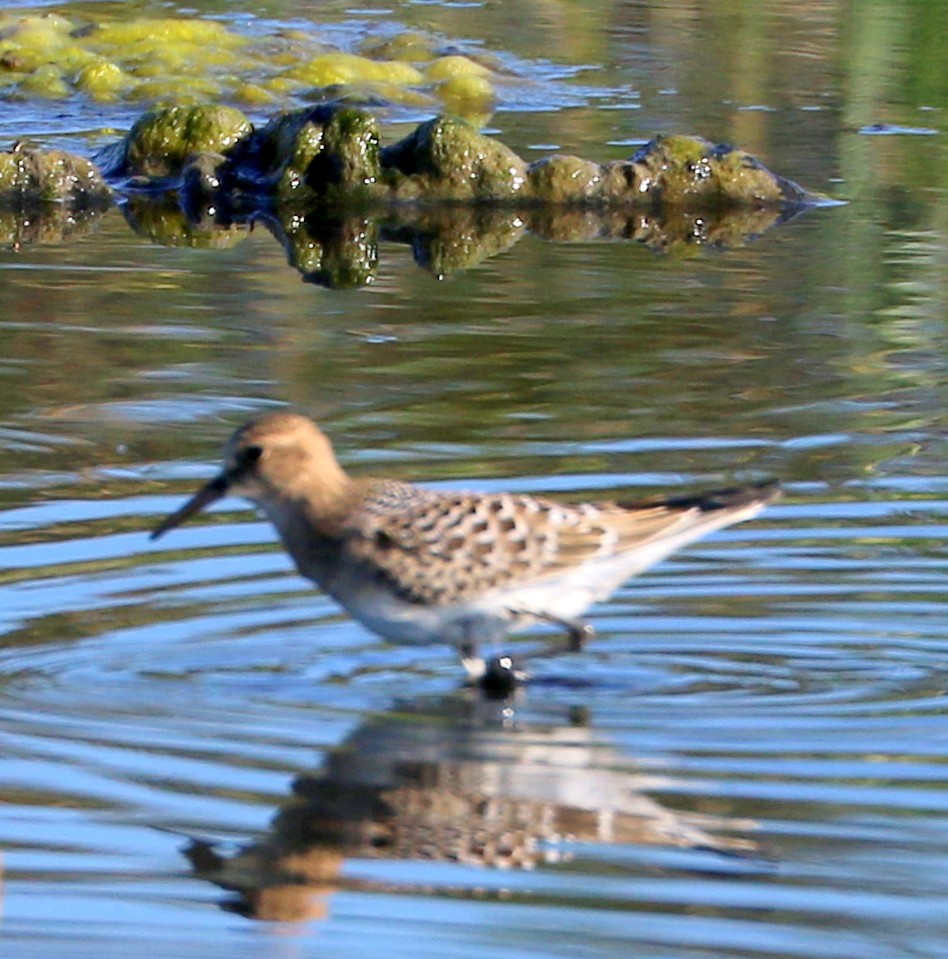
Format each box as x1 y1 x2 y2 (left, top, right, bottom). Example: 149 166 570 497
151 412 778 682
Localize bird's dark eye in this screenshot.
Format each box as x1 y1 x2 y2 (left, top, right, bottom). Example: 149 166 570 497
241 445 264 467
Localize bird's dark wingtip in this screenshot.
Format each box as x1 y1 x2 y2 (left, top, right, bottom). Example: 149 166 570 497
620 479 781 513
660 479 781 513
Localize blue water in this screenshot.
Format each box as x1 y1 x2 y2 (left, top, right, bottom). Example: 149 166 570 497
2 1 948 957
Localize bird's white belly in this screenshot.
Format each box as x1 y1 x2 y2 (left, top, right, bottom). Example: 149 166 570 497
325 566 604 648
327 578 509 647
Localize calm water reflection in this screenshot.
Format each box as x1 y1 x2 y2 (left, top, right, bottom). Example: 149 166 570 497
2 1 948 958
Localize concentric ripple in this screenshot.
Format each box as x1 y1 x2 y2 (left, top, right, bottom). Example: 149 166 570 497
3 471 948 958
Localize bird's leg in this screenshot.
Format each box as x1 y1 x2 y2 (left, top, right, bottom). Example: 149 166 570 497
458 639 487 682
566 620 595 652
529 612 595 652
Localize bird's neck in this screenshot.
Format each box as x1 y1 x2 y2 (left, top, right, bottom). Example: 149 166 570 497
262 473 368 540
260 476 370 588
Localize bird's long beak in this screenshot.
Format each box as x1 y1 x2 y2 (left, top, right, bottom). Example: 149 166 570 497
151 473 229 540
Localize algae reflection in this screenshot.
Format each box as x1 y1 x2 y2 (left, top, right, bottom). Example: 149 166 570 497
184 691 759 922
120 195 807 287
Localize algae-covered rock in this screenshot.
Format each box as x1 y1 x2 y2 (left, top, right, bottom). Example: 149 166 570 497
382 115 527 202
0 142 112 205
91 103 820 214
110 104 253 178
239 104 382 203
527 154 605 202
611 134 812 207
179 151 229 201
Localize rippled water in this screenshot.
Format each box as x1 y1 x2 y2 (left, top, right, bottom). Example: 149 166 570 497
2 1 948 957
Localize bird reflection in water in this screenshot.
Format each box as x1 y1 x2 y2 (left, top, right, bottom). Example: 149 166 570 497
184 693 758 922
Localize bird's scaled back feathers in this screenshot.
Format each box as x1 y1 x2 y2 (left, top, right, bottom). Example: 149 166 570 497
337 478 779 608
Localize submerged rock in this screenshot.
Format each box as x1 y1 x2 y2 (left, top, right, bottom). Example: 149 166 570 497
526 154 606 203
609 134 812 207
0 142 112 205
91 105 821 214
99 104 253 178
235 105 382 203
382 114 528 201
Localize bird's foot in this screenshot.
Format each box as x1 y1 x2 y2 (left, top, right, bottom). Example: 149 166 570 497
479 654 527 699
459 643 526 698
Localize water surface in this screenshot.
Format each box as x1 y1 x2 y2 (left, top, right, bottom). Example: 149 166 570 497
1 2 947 958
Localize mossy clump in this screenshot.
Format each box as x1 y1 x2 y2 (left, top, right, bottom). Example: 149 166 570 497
527 155 605 202
238 104 382 202
74 60 131 101
382 115 527 202
611 134 812 207
115 104 253 178
0 143 112 205
424 55 493 82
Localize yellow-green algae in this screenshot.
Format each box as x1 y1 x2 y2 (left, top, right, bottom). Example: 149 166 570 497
619 134 799 206
281 53 424 88
0 142 111 204
382 115 528 202
120 105 253 178
0 11 501 116
244 106 382 202
360 32 440 63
